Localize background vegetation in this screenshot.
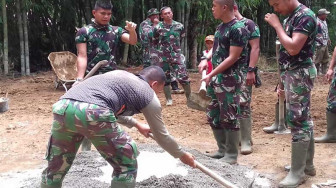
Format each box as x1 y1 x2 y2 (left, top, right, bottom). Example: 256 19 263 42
0 0 335 76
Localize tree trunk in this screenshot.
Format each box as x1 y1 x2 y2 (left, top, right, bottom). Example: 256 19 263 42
190 38 198 69
84 0 91 24
122 0 134 66
17 0 25 76
184 1 190 68
23 8 30 75
2 0 8 75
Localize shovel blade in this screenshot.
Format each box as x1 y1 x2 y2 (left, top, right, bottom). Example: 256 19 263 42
187 92 211 111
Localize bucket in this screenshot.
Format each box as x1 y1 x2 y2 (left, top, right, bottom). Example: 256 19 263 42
0 97 9 113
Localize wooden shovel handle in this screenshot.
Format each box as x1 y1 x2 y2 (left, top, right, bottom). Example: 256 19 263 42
148 133 237 188
200 70 207 92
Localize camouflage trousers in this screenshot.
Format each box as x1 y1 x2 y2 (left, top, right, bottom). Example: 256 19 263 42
239 70 253 119
280 65 316 141
151 51 190 85
327 71 336 113
142 48 151 68
41 99 138 187
206 70 242 130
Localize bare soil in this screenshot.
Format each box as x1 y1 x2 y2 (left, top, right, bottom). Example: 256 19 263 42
0 71 335 187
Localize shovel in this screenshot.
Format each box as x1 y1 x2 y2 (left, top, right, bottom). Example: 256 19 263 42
83 60 109 80
148 133 238 188
187 70 211 111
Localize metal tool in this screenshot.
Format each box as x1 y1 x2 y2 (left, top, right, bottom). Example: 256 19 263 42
148 133 238 188
83 60 109 80
187 70 211 111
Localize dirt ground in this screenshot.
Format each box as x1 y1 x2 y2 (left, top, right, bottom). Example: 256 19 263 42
0 70 335 187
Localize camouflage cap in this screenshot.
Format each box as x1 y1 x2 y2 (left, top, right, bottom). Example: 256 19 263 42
318 8 330 15
147 8 160 17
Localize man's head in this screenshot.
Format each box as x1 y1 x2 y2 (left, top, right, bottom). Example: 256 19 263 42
268 0 299 16
317 9 330 20
147 8 160 22
160 7 173 23
205 35 214 50
139 66 166 93
92 1 113 25
212 0 235 20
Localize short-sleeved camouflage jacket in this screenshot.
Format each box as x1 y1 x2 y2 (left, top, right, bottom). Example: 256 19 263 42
75 21 127 73
239 17 260 68
153 20 185 58
212 18 249 73
139 18 156 48
279 4 317 71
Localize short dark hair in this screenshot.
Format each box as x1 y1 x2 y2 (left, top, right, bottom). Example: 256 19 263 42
94 0 113 10
215 0 234 11
160 6 171 14
139 66 166 84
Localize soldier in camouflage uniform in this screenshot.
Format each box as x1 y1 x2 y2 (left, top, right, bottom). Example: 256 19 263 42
315 45 336 143
74 1 137 151
234 2 260 156
40 66 196 188
265 0 317 187
151 6 191 106
139 8 160 68
199 0 249 164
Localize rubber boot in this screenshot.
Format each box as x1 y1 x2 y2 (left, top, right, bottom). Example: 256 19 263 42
316 63 321 75
111 180 136 188
239 118 253 155
305 133 316 176
279 141 309 188
171 81 184 94
81 138 92 151
263 102 279 133
164 85 173 106
206 128 225 159
321 63 328 75
182 84 191 100
315 111 336 143
222 130 239 164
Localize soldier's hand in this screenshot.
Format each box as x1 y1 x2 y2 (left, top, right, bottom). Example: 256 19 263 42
264 13 281 28
325 69 334 83
153 18 160 25
198 59 208 74
246 72 256 86
179 152 196 168
201 74 212 86
135 123 151 138
277 87 285 98
125 21 137 32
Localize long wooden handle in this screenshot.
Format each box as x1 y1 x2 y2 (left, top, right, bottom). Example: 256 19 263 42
195 161 238 188
199 70 207 91
83 60 109 80
148 133 237 188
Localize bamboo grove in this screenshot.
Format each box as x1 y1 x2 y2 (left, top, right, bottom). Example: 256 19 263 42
0 0 336 75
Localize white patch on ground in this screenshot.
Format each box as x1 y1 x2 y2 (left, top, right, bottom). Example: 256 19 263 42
253 176 272 187
0 168 42 188
96 151 188 183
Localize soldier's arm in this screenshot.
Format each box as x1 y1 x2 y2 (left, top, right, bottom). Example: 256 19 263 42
246 38 260 85
121 21 137 45
76 43 87 79
326 46 336 82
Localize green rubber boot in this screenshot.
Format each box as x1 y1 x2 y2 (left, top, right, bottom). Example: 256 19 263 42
304 133 316 176
206 128 226 159
315 111 336 143
263 102 279 133
111 180 136 188
182 83 191 100
41 182 62 188
279 141 309 188
222 130 239 164
81 138 92 151
164 85 173 106
239 118 252 155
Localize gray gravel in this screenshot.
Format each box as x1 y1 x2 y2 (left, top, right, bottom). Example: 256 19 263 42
0 144 276 188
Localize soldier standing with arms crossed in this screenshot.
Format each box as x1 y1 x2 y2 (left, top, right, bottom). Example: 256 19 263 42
199 0 249 164
265 0 317 186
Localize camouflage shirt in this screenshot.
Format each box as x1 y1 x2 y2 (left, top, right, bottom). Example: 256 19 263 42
279 4 317 71
75 21 127 73
212 18 249 73
239 17 260 69
153 20 185 58
316 17 329 46
139 18 156 49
